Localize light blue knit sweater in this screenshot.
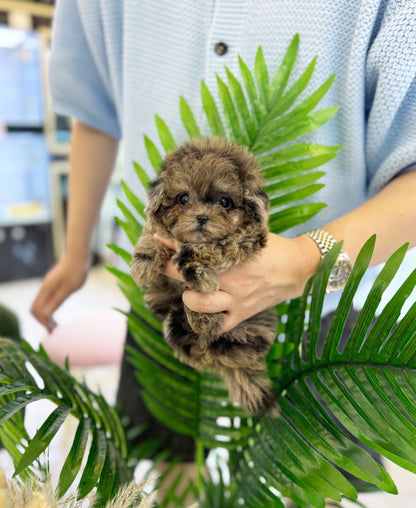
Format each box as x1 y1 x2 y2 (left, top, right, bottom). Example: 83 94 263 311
49 0 416 311
50 0 416 222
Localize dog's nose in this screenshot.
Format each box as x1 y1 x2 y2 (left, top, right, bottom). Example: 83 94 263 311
196 214 209 225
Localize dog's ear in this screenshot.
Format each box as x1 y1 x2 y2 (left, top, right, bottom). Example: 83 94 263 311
243 188 270 224
145 176 166 217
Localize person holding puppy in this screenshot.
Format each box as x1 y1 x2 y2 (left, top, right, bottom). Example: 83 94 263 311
31 0 416 496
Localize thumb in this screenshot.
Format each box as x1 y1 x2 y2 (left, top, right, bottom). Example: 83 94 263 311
153 234 177 251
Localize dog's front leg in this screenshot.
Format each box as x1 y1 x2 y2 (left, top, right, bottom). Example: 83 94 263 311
130 230 180 315
173 244 224 336
130 228 173 287
173 244 220 293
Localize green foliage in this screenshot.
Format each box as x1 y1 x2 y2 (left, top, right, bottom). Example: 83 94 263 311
124 34 340 236
0 339 133 500
112 34 416 507
106 38 343 483
234 237 416 507
0 303 25 455
0 303 21 342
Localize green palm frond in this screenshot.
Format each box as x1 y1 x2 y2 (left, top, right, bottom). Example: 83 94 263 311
117 34 339 242
0 339 133 500
108 35 341 452
112 35 340 262
234 237 416 507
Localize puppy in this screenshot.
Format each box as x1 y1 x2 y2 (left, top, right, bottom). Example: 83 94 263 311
130 137 278 415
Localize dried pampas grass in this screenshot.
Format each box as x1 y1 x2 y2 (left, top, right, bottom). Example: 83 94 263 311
0 468 170 508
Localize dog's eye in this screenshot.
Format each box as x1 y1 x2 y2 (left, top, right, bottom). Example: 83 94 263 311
217 196 233 209
177 192 189 205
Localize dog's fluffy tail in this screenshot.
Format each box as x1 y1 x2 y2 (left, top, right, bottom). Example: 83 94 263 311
220 366 279 417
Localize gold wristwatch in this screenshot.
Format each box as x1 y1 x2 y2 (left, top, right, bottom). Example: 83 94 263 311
305 229 352 294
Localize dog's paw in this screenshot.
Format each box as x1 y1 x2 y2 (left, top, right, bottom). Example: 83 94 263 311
173 244 195 269
185 307 224 336
174 248 219 292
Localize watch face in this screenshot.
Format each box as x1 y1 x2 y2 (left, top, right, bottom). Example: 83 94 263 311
327 258 352 293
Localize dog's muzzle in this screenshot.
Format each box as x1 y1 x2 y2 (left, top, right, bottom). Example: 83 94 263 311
196 214 209 226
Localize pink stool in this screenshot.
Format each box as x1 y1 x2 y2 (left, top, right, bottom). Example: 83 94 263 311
41 311 126 368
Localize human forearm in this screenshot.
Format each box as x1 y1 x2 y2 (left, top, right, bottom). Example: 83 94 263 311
162 170 416 332
31 121 119 330
65 120 119 261
321 170 416 266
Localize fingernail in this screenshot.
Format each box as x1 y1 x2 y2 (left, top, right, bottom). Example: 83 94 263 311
48 318 57 331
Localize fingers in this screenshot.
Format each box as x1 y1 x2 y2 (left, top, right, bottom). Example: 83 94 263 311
153 235 184 282
163 259 185 282
182 289 241 332
182 289 231 314
31 272 75 332
30 257 89 332
153 233 257 333
153 234 177 251
30 282 60 333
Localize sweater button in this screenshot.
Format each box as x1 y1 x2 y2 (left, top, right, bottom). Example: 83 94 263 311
214 42 228 56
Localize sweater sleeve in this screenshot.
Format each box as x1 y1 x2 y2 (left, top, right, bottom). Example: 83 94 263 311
365 1 416 196
48 0 122 139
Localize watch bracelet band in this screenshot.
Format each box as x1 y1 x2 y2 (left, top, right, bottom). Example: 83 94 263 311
305 229 337 258
305 229 352 294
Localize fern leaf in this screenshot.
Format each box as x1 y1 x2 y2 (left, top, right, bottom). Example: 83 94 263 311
77 428 107 499
268 203 327 233
107 243 132 265
254 46 270 112
155 114 177 153
238 54 263 123
261 73 336 138
269 183 325 210
121 181 146 220
341 243 409 360
266 171 326 196
217 74 249 145
269 33 299 106
264 153 337 181
238 239 416 507
257 143 341 169
225 66 257 141
201 80 226 137
179 96 201 139
144 135 164 171
14 406 72 475
0 338 132 500
252 107 339 155
133 161 152 189
57 417 91 497
268 56 317 120
115 210 142 246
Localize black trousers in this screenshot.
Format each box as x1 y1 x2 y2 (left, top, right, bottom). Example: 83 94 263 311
116 323 197 461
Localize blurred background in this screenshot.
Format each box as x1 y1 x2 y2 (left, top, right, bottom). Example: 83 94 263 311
0 2 415 507
0 0 129 492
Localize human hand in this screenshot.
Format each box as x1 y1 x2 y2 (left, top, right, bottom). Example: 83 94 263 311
31 253 91 332
154 232 321 332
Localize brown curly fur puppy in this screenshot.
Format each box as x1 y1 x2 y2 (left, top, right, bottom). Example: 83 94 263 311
130 137 278 415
